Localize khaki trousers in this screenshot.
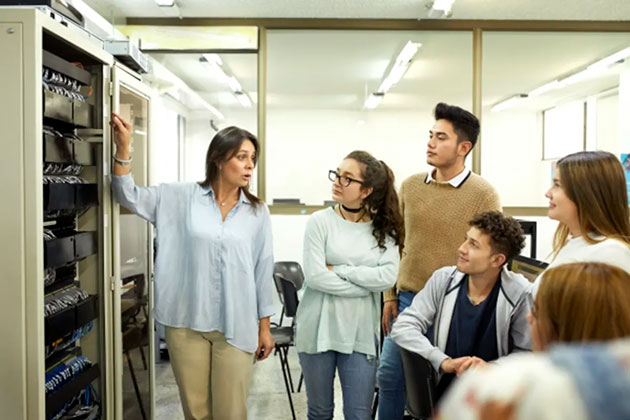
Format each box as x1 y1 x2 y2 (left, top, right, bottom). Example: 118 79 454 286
165 327 254 420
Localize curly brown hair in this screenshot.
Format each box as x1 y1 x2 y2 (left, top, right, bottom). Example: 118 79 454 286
469 211 525 263
346 151 404 250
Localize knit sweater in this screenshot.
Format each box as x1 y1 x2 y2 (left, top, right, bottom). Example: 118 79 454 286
384 171 501 301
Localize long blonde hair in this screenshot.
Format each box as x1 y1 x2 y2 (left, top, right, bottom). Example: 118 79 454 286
552 151 630 257
535 262 630 345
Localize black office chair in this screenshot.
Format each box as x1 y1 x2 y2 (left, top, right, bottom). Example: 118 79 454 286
270 262 304 420
400 347 437 420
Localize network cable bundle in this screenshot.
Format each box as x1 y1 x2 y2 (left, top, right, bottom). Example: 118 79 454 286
45 354 99 420
41 48 102 420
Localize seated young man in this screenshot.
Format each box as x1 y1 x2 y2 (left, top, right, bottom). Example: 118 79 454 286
390 211 532 400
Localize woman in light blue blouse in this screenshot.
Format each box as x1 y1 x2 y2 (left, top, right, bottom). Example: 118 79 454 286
110 113 274 420
296 150 403 420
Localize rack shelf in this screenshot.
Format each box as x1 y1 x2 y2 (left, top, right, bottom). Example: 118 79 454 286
44 231 97 268
43 184 99 213
45 294 98 345
43 134 96 166
42 50 91 86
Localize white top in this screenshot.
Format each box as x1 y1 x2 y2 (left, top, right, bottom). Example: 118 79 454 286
533 235 630 295
295 208 399 356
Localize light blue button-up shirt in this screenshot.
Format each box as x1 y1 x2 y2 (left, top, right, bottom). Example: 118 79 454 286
111 173 275 353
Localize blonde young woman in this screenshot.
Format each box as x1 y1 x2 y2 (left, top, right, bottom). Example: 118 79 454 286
532 151 630 296
438 262 630 420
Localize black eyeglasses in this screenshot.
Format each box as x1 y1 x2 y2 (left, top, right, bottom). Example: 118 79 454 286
328 170 364 187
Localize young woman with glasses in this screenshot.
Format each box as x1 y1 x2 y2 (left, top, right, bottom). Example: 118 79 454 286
295 150 404 420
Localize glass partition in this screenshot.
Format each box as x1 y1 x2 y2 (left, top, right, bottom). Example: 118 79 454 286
148 52 258 186
266 30 473 206
482 32 630 207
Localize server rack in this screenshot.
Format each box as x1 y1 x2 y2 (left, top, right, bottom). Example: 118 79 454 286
0 8 116 420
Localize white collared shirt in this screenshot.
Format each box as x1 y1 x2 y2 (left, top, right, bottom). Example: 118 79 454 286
425 167 472 188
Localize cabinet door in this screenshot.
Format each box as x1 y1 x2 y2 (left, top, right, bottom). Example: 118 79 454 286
111 64 155 420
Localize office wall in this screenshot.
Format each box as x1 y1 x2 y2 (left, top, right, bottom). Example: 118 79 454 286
182 109 257 183
267 108 431 205
149 95 185 185
597 93 620 156
481 109 551 208
183 118 211 183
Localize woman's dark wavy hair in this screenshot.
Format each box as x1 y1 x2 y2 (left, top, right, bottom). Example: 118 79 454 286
346 151 404 250
199 126 262 209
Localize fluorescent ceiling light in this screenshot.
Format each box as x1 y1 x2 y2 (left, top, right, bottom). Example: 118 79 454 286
364 93 384 110
202 53 223 66
155 0 175 6
527 46 629 98
588 47 630 71
367 41 420 110
227 76 242 93
149 57 223 119
235 92 252 108
560 67 605 86
428 0 455 17
377 41 421 94
432 0 456 13
200 56 230 83
491 94 528 113
199 55 251 109
397 41 421 65
528 80 562 97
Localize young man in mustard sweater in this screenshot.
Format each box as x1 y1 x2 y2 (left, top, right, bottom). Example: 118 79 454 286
377 102 501 419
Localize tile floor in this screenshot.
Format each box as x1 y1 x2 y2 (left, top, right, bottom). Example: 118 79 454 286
153 347 348 419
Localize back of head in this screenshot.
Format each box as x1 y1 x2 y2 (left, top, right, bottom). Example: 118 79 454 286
537 262 630 344
434 102 480 148
553 151 630 252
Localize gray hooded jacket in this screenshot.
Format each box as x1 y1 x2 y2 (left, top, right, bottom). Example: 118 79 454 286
391 265 532 372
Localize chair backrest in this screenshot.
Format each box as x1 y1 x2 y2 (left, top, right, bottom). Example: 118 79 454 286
273 273 285 305
400 347 437 420
278 275 300 318
273 261 305 291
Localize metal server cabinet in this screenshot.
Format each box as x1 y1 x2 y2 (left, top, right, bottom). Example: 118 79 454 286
0 8 117 420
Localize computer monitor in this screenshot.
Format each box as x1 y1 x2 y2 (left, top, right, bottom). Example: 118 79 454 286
517 220 537 259
509 255 548 283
